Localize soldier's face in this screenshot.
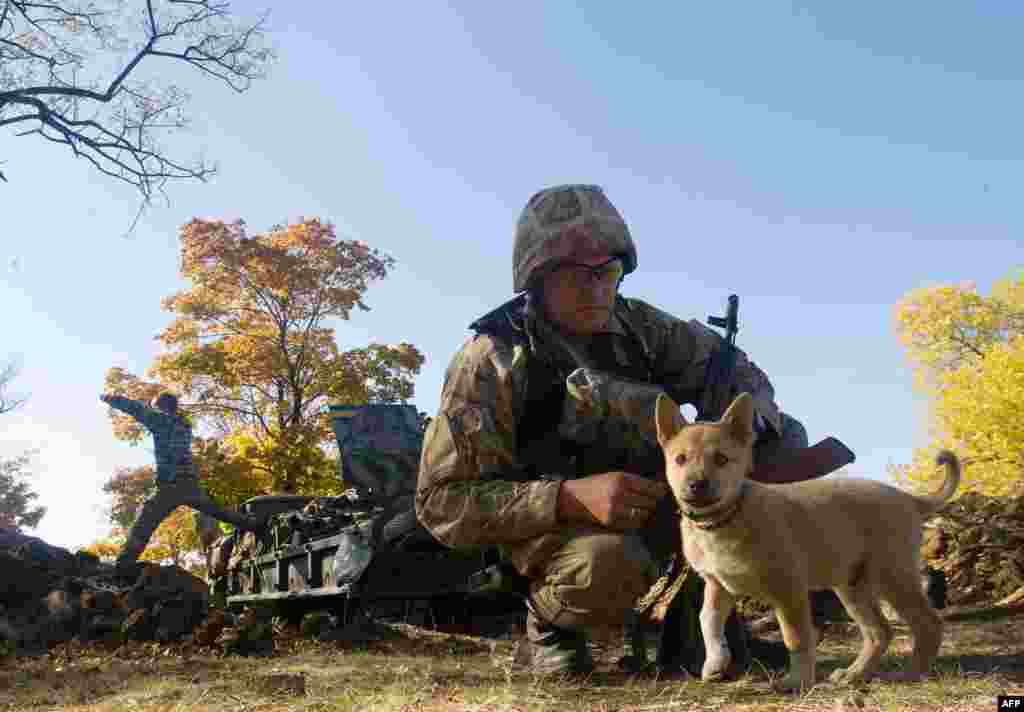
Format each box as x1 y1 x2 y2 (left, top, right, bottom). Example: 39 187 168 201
540 252 622 336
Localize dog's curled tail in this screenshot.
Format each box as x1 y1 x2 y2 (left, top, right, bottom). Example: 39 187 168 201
916 449 961 515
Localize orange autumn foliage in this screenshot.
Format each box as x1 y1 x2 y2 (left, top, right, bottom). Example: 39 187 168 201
100 217 424 506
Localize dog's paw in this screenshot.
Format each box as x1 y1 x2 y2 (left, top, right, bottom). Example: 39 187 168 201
701 650 732 682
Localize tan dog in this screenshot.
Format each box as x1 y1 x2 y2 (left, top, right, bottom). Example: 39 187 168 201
654 392 960 692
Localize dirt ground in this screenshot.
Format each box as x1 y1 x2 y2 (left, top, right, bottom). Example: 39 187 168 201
0 605 1022 711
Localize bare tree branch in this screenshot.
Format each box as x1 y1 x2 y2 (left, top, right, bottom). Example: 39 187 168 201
0 360 28 415
1 0 274 221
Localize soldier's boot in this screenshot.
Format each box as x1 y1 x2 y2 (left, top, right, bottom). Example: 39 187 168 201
617 609 650 673
513 606 594 676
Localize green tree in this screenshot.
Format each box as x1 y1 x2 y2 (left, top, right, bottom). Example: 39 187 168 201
101 217 424 497
0 361 43 531
0 451 45 530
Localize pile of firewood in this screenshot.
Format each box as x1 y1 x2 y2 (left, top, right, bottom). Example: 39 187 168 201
922 492 1024 609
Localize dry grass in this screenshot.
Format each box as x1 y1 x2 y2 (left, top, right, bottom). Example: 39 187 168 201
0 612 1021 711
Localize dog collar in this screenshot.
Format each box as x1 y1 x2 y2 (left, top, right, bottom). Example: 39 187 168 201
681 481 750 531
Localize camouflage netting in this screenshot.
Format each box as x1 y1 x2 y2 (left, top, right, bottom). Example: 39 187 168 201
330 403 423 504
922 492 1024 608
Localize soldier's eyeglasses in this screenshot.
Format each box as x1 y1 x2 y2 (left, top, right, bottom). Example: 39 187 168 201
558 257 624 290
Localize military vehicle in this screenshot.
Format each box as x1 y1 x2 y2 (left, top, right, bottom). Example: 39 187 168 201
208 403 525 631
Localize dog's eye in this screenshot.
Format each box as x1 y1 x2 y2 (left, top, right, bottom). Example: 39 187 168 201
674 453 687 466
714 452 729 467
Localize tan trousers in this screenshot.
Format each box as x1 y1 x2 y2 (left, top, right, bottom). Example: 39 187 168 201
521 525 662 630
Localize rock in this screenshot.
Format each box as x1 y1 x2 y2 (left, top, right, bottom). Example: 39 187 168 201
153 596 205 642
300 611 333 638
81 612 126 645
81 589 122 614
243 606 275 625
0 611 45 656
0 550 52 606
193 608 227 646
125 564 208 610
241 622 275 655
1 532 223 648
45 590 81 626
119 564 208 642
122 608 154 641
218 620 275 656
0 528 75 571
39 589 81 645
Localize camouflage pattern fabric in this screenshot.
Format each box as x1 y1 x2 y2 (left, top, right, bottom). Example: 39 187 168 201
330 404 423 501
526 525 660 629
416 296 782 578
104 396 194 483
560 367 666 459
513 184 638 293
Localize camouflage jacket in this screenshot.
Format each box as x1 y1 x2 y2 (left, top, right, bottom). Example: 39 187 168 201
105 396 195 482
415 296 782 559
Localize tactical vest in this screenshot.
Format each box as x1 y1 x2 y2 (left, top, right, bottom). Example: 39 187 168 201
469 294 668 482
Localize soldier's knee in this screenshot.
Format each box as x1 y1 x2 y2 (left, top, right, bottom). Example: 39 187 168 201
532 532 657 629
588 532 655 586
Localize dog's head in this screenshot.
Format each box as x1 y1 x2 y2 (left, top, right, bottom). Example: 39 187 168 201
655 392 756 513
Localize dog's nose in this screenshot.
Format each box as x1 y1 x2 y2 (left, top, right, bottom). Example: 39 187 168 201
688 479 711 497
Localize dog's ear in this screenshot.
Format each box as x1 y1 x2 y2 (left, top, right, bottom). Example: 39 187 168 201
655 393 686 446
719 392 755 444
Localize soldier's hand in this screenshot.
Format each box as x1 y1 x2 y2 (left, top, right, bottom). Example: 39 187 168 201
557 471 669 531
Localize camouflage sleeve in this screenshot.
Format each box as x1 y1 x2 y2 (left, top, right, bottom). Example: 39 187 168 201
628 299 782 435
105 396 164 432
415 335 562 550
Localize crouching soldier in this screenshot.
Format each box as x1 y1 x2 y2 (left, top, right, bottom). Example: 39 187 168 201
416 184 811 676
101 391 263 577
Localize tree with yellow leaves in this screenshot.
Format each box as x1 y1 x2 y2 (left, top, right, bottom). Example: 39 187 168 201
891 270 1024 496
101 218 424 501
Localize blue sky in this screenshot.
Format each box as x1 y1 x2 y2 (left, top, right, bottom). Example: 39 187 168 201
1 2 1021 550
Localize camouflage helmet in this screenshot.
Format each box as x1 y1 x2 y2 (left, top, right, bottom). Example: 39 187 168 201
512 184 637 293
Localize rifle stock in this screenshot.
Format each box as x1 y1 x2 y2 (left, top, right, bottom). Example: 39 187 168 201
751 436 856 484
